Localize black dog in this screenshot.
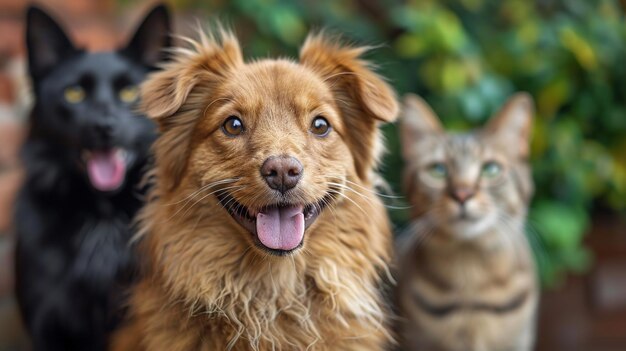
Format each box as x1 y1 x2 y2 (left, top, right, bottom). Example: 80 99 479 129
14 5 170 350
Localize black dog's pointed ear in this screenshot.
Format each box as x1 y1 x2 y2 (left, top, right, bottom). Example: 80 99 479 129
26 6 78 79
121 4 171 68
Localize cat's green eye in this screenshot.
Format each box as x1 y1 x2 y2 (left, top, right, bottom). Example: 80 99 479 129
64 86 85 104
119 85 139 103
427 163 447 179
481 161 502 178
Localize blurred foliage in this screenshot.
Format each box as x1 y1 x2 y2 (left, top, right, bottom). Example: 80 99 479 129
121 0 626 287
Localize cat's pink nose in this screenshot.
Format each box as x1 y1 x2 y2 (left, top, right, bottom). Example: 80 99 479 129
450 188 475 204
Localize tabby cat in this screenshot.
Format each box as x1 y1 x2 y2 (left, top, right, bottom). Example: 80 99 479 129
396 93 538 351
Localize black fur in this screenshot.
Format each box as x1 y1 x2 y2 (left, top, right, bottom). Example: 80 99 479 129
14 5 170 350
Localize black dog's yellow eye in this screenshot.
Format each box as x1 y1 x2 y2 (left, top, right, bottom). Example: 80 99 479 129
64 86 85 104
222 116 244 136
119 85 139 103
310 116 331 137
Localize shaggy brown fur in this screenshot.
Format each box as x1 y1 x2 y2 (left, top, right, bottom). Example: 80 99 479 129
112 29 398 350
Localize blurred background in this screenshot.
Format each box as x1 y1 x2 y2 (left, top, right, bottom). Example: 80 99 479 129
0 0 624 350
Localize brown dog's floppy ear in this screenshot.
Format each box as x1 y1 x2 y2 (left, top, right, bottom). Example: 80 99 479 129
141 29 243 126
300 34 398 180
140 64 199 125
141 29 243 190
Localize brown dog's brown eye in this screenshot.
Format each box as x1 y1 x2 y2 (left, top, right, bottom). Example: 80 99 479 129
222 116 244 136
310 116 331 137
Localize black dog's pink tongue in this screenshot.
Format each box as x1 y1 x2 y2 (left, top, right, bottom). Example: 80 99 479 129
86 149 126 191
256 205 304 251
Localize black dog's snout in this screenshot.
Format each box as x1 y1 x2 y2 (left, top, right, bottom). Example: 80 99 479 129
93 120 114 144
96 122 113 137
261 155 303 194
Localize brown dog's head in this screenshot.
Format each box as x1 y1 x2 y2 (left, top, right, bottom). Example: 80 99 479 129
142 30 397 256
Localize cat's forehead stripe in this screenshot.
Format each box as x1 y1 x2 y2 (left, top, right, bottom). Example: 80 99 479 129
446 134 483 158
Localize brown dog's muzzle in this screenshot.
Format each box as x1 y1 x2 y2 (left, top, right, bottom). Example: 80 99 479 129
260 155 303 194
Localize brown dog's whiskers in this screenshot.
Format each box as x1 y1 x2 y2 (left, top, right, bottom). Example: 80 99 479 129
343 178 404 199
317 192 339 221
326 181 411 211
181 185 244 216
168 184 245 222
163 178 240 206
214 187 248 215
326 181 376 207
323 172 409 209
326 189 368 216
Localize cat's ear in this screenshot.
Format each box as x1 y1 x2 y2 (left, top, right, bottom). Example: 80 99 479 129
400 94 443 159
120 4 171 68
26 6 78 79
485 92 534 159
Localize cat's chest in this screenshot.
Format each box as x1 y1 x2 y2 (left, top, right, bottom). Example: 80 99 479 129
413 241 531 297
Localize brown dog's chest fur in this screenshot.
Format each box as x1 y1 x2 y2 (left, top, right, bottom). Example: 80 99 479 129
116 186 392 351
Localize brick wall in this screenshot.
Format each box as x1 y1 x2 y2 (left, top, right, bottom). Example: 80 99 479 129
0 0 28 346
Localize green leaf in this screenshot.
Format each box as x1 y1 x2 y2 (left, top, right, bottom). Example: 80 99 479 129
530 201 589 250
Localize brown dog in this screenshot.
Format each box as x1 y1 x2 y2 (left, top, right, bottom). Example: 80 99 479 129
113 29 398 350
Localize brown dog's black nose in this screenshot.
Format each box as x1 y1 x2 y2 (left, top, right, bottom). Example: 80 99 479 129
260 156 303 194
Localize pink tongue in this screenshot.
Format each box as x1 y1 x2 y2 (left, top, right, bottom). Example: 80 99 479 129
256 205 305 251
86 150 126 191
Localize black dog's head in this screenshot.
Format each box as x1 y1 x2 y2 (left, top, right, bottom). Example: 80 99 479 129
26 5 170 192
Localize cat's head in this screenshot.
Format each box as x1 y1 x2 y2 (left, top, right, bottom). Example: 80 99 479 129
400 93 534 240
